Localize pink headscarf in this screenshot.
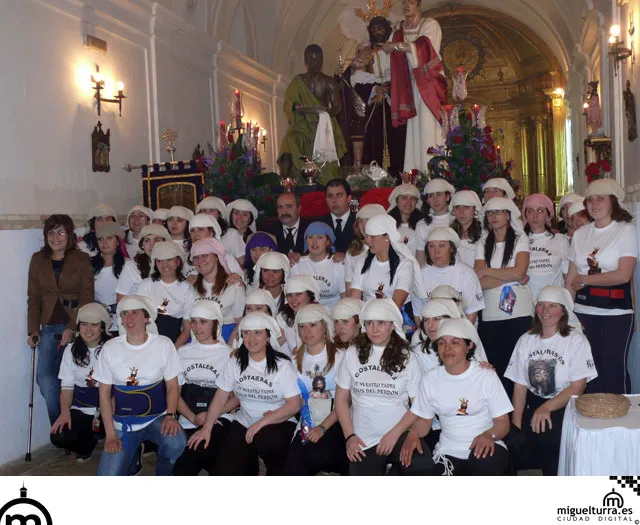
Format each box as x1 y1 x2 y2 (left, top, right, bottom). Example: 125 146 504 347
522 193 555 226
191 238 229 273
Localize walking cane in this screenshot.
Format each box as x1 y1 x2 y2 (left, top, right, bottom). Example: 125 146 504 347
25 335 38 462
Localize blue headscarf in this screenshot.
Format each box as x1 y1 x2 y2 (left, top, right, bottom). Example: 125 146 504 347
303 221 336 253
244 232 278 270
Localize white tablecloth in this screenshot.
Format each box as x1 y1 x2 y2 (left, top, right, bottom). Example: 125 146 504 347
559 394 640 475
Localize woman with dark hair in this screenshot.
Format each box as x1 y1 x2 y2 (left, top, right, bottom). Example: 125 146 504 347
227 199 259 266
93 223 127 334
191 238 245 343
187 312 300 475
400 318 513 476
475 197 532 395
116 224 171 299
50 303 112 461
276 275 320 355
27 214 94 424
335 299 429 475
244 232 277 284
332 298 364 350
566 179 638 394
568 202 592 236
415 178 455 267
167 206 193 253
152 209 169 227
522 193 570 302
173 301 237 475
506 286 596 475
557 194 584 237
284 305 349 475
124 205 153 258
450 190 484 268
249 252 290 309
79 203 117 257
291 222 346 308
481 177 516 203
387 184 423 257
137 241 197 347
197 196 246 261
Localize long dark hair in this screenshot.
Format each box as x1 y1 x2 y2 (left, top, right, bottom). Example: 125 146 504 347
230 210 254 242
355 330 410 374
389 207 422 230
425 241 457 266
281 291 316 327
195 259 228 296
71 323 111 366
333 315 360 350
361 244 400 283
483 215 516 268
91 244 125 278
236 333 290 374
151 258 186 282
529 307 573 337
259 269 286 314
451 218 482 243
41 214 77 257
421 192 452 225
524 223 555 237
134 252 152 279
608 196 634 223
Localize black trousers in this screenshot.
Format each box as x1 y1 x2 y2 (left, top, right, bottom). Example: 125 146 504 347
216 420 296 476
349 432 434 476
284 424 349 476
173 419 231 475
424 445 509 476
577 313 633 394
518 394 564 476
478 316 533 398
49 409 102 456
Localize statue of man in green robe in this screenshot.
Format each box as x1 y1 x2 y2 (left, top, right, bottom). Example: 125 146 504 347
278 44 347 185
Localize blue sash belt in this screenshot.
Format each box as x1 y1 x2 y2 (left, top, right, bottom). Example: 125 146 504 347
222 323 236 344
112 381 167 449
72 386 99 408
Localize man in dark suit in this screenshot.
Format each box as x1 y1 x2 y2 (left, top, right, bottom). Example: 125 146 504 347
321 178 356 255
269 192 310 263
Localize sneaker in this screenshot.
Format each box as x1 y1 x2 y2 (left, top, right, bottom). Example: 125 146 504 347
75 452 93 463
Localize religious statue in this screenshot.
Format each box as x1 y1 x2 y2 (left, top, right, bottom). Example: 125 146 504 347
624 80 638 142
278 44 347 185
346 15 406 175
379 0 448 173
586 80 604 137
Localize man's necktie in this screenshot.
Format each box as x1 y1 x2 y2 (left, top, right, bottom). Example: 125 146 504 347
285 227 295 251
335 218 343 236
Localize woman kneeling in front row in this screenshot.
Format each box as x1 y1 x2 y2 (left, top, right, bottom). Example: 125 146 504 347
399 318 513 476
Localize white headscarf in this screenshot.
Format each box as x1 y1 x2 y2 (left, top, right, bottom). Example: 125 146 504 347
189 300 224 340
116 295 159 334
568 201 586 218
435 318 488 361
364 214 428 298
190 213 222 239
424 178 456 197
245 289 278 316
387 184 423 211
227 199 259 232
585 179 629 212
360 298 406 341
95 223 125 239
482 178 515 200
139 224 171 242
558 194 583 216
481 197 524 235
284 275 321 297
450 190 482 216
420 298 464 320
238 312 282 350
127 205 153 224
536 285 583 333
427 227 460 247
197 196 228 217
152 208 169 221
151 241 186 268
88 203 117 221
295 304 335 348
167 206 194 223
77 303 113 332
332 298 365 321
252 252 291 287
356 204 387 220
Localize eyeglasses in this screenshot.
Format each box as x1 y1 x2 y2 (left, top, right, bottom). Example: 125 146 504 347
525 207 548 215
47 229 68 238
486 210 507 217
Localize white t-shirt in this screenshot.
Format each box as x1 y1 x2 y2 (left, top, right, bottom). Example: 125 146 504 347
476 233 533 321
569 221 638 315
222 229 246 259
58 342 102 416
216 355 300 428
345 249 368 285
126 238 141 258
275 311 296 357
291 256 346 309
458 238 480 268
410 331 488 375
93 333 182 431
178 340 233 429
335 344 421 449
411 361 513 460
95 266 119 329
137 278 198 319
78 239 98 258
351 256 413 303
412 261 484 316
116 259 144 296
398 223 418 257
527 232 570 303
505 331 597 399
195 281 245 324
415 214 453 254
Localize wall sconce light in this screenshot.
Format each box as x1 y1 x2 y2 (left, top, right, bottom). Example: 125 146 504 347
91 65 126 116
608 24 633 77
260 128 267 152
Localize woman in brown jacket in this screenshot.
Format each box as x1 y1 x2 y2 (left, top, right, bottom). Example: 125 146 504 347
27 214 94 424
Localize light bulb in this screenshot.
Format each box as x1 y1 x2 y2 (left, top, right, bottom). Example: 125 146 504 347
116 81 124 92
583 102 589 109
609 35 618 45
610 24 621 37
93 71 102 83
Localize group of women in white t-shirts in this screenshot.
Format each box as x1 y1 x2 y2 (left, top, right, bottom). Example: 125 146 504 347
34 175 638 476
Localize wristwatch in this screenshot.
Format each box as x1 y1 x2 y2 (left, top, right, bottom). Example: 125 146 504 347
164 412 179 420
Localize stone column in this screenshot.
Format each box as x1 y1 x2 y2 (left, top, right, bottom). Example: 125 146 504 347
545 89 569 199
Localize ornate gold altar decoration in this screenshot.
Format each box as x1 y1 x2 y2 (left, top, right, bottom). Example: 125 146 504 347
354 0 393 23
440 34 485 81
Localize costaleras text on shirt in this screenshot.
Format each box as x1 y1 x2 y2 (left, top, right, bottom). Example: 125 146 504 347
184 363 220 375
353 382 400 396
355 364 397 380
238 374 273 388
527 348 565 366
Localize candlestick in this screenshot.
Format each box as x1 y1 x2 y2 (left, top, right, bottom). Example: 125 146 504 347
218 121 226 151
234 90 242 119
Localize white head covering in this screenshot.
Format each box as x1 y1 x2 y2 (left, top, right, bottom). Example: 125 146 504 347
332 298 365 321
295 304 335 348
450 190 482 216
387 184 423 211
238 312 282 350
189 300 224 340
558 194 583 216
190 213 222 239
88 203 117 221
364 214 428 298
482 178 515 200
116 295 158 334
197 196 228 217
252 252 290 287
435 318 488 361
420 298 464 320
536 285 583 333
360 298 406 341
481 197 524 234
95 223 125 239
568 201 586 218
227 199 259 232
77 302 113 332
127 205 153 224
284 275 321 297
357 204 387 220
424 178 456 197
167 206 194 222
152 208 169 221
151 241 186 268
139 224 171 242
427 227 460 247
430 284 464 304
584 179 626 204
245 289 278 315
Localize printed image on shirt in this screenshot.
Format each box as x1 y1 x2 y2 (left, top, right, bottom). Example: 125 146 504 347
158 298 170 314
127 367 139 386
306 364 331 399
456 398 469 416
85 367 97 387
587 248 601 275
528 359 556 397
375 282 386 299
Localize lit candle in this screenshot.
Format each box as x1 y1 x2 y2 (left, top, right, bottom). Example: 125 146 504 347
472 104 480 115
234 90 242 119
219 121 226 135
247 120 252 136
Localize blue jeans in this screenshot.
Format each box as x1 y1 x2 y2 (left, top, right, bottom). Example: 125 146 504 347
97 416 186 476
36 324 66 425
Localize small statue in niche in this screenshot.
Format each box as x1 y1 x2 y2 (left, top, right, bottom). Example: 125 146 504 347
92 121 111 172
586 81 604 138
624 80 638 142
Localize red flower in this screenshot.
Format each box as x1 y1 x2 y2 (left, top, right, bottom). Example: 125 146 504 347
227 133 234 144
599 159 612 172
410 169 419 176
466 113 473 121
246 171 254 180
463 185 470 190
230 151 237 161
219 165 226 174
445 170 453 177
484 126 492 134
585 162 600 177
465 157 473 166
480 173 489 182
427 147 436 155
453 135 463 144
226 182 233 189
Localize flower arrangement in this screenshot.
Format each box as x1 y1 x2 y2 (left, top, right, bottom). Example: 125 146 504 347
426 107 519 196
585 159 612 183
202 133 280 217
